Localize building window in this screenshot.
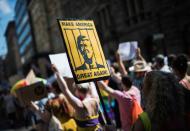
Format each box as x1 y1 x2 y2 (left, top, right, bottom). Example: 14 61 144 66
138 0 144 11
124 0 145 25
65 1 72 17
19 36 32 54
18 24 31 44
129 0 138 23
122 0 130 26
16 14 29 35
97 5 111 32
15 5 27 26
135 0 145 20
81 0 87 7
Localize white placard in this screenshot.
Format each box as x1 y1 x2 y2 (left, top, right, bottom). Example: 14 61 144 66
118 41 138 61
49 53 73 78
26 69 36 84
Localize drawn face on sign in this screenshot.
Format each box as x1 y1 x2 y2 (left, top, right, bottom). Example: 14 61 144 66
58 20 111 83
77 35 94 65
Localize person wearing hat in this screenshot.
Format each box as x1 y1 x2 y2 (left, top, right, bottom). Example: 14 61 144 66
116 51 150 89
116 50 150 109
51 64 102 131
129 60 151 87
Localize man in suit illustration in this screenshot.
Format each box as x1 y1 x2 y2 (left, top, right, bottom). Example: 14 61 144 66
76 35 104 70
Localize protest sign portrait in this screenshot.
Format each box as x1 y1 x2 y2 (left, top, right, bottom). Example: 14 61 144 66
58 20 110 83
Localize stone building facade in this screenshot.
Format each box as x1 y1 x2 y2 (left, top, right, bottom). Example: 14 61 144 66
30 0 190 60
4 21 22 78
28 0 67 77
27 0 190 76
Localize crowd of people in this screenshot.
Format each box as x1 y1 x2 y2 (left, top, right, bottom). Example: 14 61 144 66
0 48 190 131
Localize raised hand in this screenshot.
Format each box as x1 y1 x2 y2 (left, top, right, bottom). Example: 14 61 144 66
136 47 145 61
136 47 141 57
51 64 59 73
110 67 115 76
115 50 121 62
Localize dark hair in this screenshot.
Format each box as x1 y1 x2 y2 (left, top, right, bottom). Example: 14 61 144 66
77 88 89 94
168 54 176 67
144 71 184 130
77 35 86 53
172 54 188 75
52 81 61 94
122 75 132 88
111 63 119 73
155 54 164 66
187 62 190 76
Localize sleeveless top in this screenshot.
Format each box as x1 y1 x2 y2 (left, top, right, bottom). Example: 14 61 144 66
74 97 102 131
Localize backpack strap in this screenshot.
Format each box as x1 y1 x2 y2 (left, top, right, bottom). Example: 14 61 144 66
139 112 151 131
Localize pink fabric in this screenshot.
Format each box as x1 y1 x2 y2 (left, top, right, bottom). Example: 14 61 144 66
112 86 141 131
180 79 190 90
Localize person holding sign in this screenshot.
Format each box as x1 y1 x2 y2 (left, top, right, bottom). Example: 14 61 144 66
76 35 104 70
52 64 103 131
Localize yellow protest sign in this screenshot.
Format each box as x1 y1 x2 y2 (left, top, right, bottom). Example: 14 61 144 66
58 20 110 83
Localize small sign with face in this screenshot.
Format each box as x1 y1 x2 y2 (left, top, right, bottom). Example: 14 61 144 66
58 20 110 83
16 82 47 105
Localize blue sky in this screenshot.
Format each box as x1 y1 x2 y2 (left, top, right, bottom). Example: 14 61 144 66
0 0 16 57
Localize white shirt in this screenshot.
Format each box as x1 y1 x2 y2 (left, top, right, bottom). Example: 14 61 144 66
160 65 171 73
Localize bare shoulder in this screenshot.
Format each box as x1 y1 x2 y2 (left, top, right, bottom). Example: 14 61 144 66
82 97 99 115
83 97 99 107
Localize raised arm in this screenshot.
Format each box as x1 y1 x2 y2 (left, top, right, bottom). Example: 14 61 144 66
97 81 115 96
136 48 145 61
116 51 128 76
29 101 51 123
52 64 83 110
110 67 122 83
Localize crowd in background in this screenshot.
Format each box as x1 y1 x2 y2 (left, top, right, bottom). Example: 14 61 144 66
0 47 190 131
